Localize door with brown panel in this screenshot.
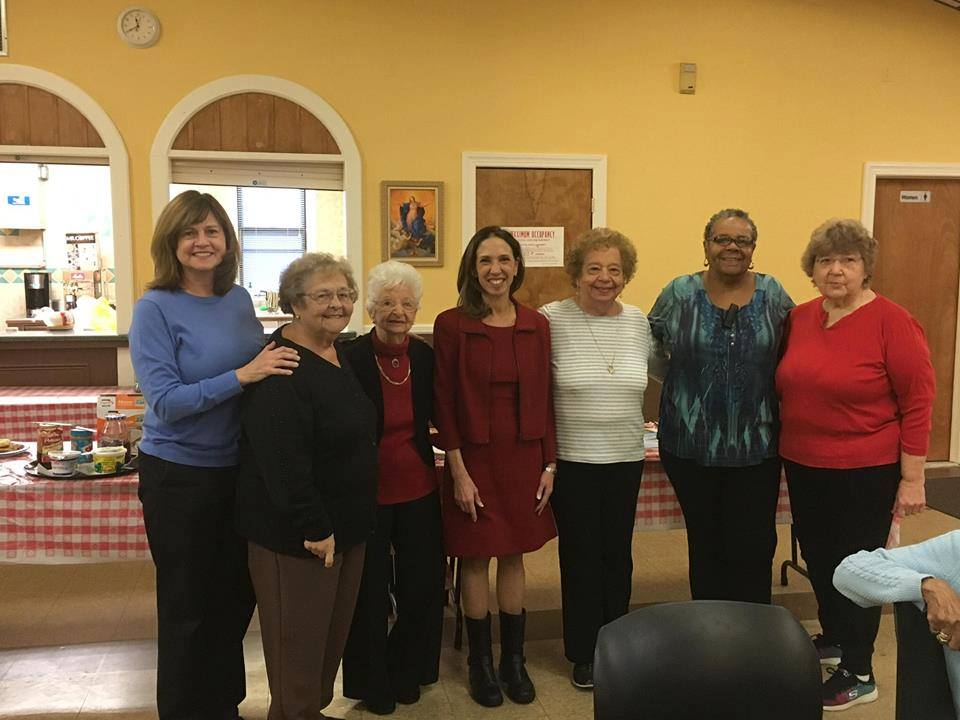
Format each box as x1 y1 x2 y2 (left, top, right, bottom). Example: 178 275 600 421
872 178 960 461
474 167 593 309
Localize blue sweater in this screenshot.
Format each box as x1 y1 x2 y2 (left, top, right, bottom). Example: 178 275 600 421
834 530 960 718
129 285 265 467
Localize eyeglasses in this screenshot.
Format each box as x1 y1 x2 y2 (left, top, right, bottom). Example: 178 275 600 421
710 235 755 248
376 299 418 313
300 289 357 305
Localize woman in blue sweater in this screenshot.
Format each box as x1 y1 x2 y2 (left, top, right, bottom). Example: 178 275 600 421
129 190 299 720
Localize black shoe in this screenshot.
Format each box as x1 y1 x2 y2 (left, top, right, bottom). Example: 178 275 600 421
498 610 536 704
395 686 420 705
571 662 594 689
465 613 504 707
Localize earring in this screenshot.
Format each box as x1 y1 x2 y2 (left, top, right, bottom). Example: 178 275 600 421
748 262 755 270
703 258 709 267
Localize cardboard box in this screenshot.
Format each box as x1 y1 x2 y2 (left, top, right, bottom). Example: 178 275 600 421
97 392 146 456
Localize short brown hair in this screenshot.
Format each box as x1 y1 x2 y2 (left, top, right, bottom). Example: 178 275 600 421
801 218 877 286
278 252 357 314
565 227 638 287
146 190 239 296
456 226 525 319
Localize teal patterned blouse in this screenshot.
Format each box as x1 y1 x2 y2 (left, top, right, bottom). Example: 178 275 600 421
648 273 794 467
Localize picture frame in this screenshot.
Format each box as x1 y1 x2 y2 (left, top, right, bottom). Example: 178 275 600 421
0 0 7 57
381 180 443 266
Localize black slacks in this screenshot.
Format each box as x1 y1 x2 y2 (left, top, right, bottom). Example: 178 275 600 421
138 452 255 720
660 451 782 604
341 490 445 703
551 459 644 664
785 460 899 675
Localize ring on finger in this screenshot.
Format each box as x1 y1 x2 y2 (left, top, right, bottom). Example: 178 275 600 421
936 630 951 645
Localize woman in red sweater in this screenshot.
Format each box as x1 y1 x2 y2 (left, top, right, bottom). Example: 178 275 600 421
777 218 935 712
340 261 443 715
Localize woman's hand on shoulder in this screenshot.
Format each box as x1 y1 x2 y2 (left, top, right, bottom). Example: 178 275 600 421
304 534 336 567
236 341 300 386
535 465 555 515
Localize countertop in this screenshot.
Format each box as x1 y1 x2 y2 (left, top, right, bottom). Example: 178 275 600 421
0 330 128 345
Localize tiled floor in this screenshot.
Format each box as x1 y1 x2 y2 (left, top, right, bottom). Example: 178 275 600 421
2 510 959 719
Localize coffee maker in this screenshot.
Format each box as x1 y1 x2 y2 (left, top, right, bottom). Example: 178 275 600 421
24 271 50 317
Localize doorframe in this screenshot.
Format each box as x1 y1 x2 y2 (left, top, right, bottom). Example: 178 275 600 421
862 161 960 462
150 75 364 331
461 152 607 251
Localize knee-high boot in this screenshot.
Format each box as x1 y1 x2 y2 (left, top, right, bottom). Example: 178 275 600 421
498 609 535 703
465 613 503 707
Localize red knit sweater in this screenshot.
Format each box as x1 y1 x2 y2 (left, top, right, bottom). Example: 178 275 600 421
373 333 436 505
776 294 935 469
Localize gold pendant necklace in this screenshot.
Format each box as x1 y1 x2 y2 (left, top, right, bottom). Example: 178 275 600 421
375 356 411 386
580 304 620 374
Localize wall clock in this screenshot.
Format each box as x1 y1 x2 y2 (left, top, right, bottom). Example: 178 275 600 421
117 7 161 49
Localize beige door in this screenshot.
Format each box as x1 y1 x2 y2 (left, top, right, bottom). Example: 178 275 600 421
475 167 593 309
872 178 960 461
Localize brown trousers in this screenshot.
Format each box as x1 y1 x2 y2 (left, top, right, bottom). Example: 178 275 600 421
248 541 366 720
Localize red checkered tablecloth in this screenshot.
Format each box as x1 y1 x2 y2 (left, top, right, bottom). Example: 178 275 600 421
636 456 792 530
0 386 124 443
0 449 148 564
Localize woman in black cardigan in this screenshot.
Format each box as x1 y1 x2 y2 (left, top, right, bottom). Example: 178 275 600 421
236 253 377 720
340 261 445 716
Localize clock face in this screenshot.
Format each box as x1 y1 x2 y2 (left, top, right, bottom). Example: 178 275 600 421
117 7 160 48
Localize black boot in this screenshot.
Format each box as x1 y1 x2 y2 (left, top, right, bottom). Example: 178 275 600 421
498 609 536 703
465 613 503 707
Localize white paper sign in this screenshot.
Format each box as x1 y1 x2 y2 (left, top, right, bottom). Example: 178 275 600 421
504 226 564 267
900 190 931 203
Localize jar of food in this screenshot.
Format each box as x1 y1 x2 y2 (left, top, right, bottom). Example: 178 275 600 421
100 412 130 462
70 426 95 453
36 423 64 467
92 446 126 474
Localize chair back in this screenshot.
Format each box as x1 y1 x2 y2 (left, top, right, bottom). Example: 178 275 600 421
893 601 955 720
594 600 822 720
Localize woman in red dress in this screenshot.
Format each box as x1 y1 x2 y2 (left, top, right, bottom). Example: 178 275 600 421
433 226 557 708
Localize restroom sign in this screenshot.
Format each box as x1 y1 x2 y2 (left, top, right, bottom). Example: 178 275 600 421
900 190 931 203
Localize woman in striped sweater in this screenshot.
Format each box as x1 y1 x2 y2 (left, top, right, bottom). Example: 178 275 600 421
540 228 652 690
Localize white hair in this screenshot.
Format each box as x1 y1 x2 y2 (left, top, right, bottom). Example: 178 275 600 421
364 261 423 315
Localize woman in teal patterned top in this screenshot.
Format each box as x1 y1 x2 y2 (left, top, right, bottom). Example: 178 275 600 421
649 208 793 604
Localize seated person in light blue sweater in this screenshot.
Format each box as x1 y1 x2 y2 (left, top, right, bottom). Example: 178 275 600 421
129 190 299 720
834 530 960 718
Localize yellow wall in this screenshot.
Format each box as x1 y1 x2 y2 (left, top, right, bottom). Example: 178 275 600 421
4 0 960 321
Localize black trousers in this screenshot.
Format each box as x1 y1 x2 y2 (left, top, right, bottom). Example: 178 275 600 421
138 452 256 720
341 490 445 703
660 451 782 604
551 460 644 664
785 460 899 675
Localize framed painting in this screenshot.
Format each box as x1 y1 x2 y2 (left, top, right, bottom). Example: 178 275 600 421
381 180 442 266
0 0 7 56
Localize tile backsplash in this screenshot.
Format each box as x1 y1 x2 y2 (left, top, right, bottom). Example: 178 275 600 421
0 267 117 321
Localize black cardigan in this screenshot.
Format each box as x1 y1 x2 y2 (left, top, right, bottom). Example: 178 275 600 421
340 331 435 468
235 327 378 558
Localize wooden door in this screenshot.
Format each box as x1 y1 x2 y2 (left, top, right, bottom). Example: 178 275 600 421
873 178 960 461
475 167 593 309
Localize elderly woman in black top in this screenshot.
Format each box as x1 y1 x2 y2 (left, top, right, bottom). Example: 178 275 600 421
236 252 377 720
340 260 444 715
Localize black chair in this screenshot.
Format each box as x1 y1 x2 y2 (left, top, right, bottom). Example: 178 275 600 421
893 601 955 719
594 600 822 720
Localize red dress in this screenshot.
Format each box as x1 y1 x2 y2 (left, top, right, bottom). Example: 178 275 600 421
434 309 557 558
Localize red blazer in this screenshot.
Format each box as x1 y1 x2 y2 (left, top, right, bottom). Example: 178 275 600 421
433 303 556 462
